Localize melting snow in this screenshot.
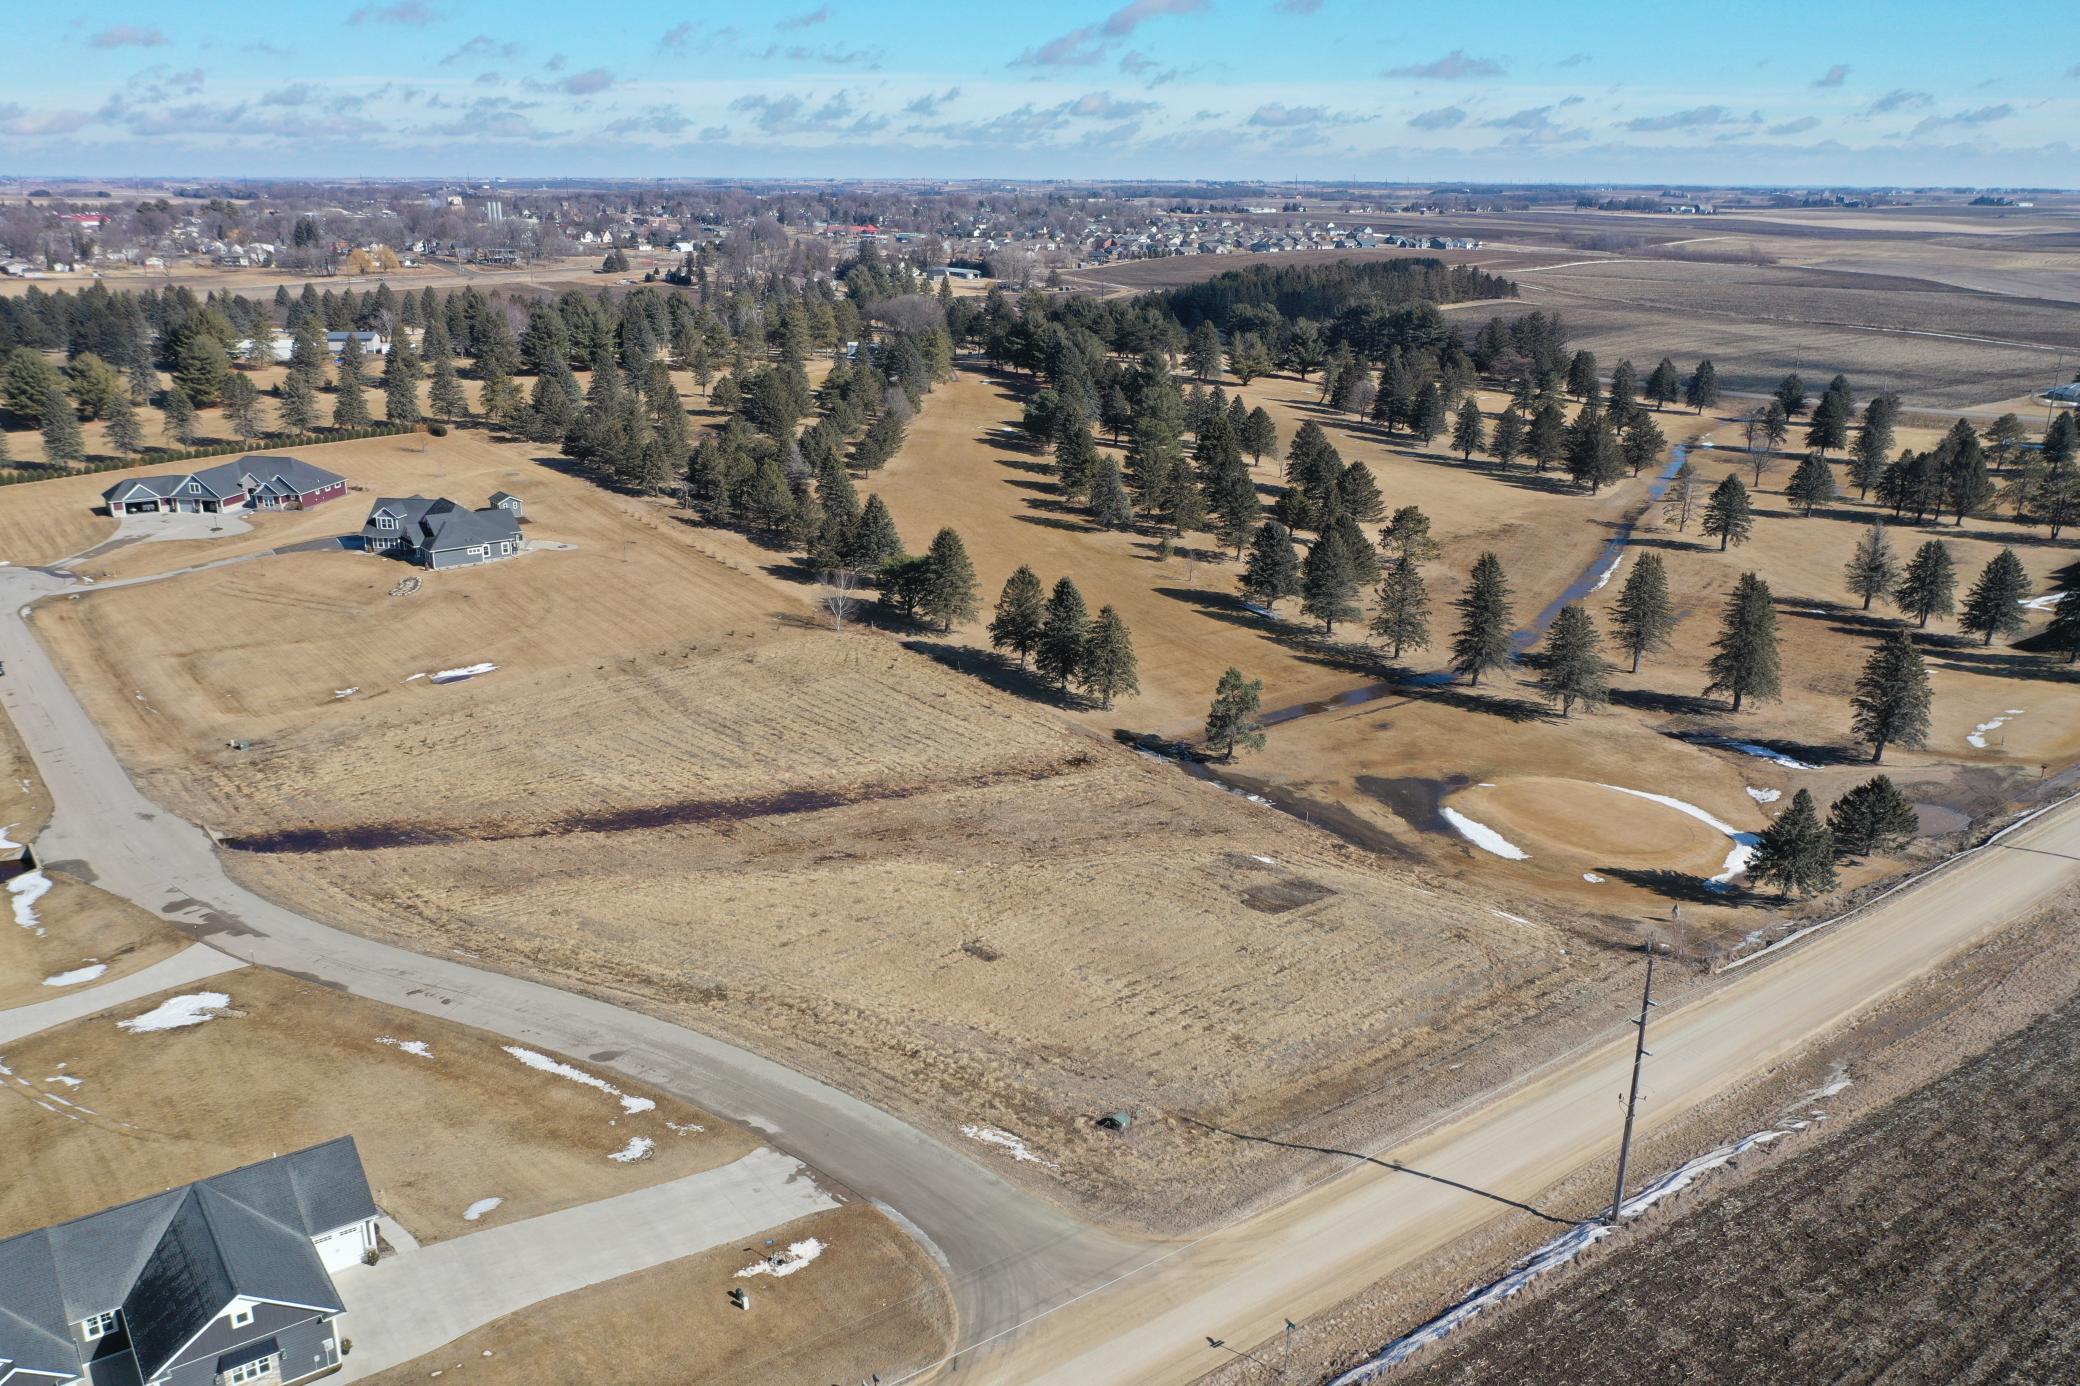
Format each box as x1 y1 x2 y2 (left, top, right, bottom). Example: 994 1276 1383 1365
1491 910 1532 926
376 1036 433 1058
1726 742 1818 771
8 870 51 935
1745 787 1782 804
1595 784 1759 884
46 1074 82 1088
2020 590 2065 612
607 1135 655 1163
431 662 498 684
463 1197 504 1222
1967 710 2025 749
403 672 425 682
502 1046 654 1114
118 992 231 1033
736 1238 825 1279
1588 553 1623 593
961 1123 1057 1167
43 964 108 988
333 688 358 699
665 1120 705 1134
1440 808 1530 861
1581 873 1604 883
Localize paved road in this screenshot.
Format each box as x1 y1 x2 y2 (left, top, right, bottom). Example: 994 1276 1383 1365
332 1146 839 1380
0 563 1145 1372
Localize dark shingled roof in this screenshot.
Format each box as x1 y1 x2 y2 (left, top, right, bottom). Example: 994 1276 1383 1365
360 495 522 554
0 1138 372 1384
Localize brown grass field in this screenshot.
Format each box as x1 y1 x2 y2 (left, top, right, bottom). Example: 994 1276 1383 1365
0 872 188 1009
365 1203 954 1386
0 963 756 1246
1401 945 2080 1385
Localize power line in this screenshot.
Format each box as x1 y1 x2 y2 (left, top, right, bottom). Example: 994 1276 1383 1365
1605 944 1658 1224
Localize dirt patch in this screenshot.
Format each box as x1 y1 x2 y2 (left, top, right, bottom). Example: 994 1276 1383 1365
0 966 755 1245
361 1203 954 1386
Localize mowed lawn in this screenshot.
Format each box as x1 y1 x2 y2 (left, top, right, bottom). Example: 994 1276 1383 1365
0 963 755 1246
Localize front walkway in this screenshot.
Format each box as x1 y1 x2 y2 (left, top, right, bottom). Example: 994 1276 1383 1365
0 943 244 1043
332 1145 838 1379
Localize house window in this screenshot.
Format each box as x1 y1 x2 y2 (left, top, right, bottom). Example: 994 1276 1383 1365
82 1310 119 1340
229 1305 255 1329
224 1356 274 1383
188 481 203 494
378 515 398 530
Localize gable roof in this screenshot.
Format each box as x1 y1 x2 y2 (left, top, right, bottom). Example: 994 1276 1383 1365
100 457 342 507
236 456 343 498
360 496 520 551
0 1139 372 1384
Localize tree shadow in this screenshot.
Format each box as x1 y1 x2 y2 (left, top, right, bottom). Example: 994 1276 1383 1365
1609 686 1725 717
1011 512 1102 535
991 455 1055 478
901 637 1076 707
1595 866 1754 906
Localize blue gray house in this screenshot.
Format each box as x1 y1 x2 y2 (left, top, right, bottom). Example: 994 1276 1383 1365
358 493 522 569
0 1138 377 1386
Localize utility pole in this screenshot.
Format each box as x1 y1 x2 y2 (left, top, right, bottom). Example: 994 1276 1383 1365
1606 945 1659 1224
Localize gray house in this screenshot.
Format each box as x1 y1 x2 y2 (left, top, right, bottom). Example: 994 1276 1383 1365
0 1138 377 1386
358 493 522 568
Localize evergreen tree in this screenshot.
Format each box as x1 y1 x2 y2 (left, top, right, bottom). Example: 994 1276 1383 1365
1848 424 1888 498
1566 411 1624 493
1621 412 1665 477
1683 359 1719 414
1844 522 1899 610
478 365 520 425
382 337 422 425
919 527 979 632
1241 521 1303 610
1088 458 1135 530
1701 473 1753 550
1379 504 1441 563
1645 357 1681 410
988 565 1047 667
1958 547 2031 645
1241 406 1278 465
1829 776 1920 857
1611 551 1676 672
162 388 199 446
1451 552 1516 686
1301 531 1361 633
2044 588 2080 663
39 387 86 463
1751 789 1838 898
222 373 263 441
1054 421 1101 501
428 354 470 421
1451 398 1485 461
1370 552 1431 660
1185 321 1222 381
848 494 905 574
1786 452 1836 515
1893 540 1957 628
1490 408 1524 468
1705 572 1782 711
1527 399 1566 472
1079 606 1139 710
1204 667 1266 761
1849 630 1932 763
104 391 144 455
1773 372 1808 419
332 364 370 429
1035 576 1090 689
1536 606 1612 716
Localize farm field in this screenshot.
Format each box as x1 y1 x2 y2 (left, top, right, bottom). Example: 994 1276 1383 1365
0 871 188 1009
365 1203 954 1386
1401 927 2080 1386
0 963 756 1246
22 425 1645 1232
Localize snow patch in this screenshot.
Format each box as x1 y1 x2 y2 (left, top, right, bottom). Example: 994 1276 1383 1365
46 1074 82 1088
1588 553 1623 593
376 1036 433 1058
1581 873 1604 883
1967 710 2024 749
403 672 425 682
1726 741 1817 771
463 1197 504 1222
665 1120 705 1135
431 662 497 684
118 992 231 1033
961 1123 1057 1167
502 1046 653 1114
1440 807 1529 861
1491 909 1532 926
43 964 108 988
9 870 52 935
2019 590 2065 612
736 1238 825 1279
1745 786 1781 804
607 1135 655 1163
1595 784 1759 885
333 688 358 699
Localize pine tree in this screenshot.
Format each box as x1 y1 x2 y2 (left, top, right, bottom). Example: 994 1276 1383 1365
1536 605 1612 716
1088 458 1134 530
1490 408 1524 468
1527 400 1566 472
332 366 370 429
2045 588 2080 663
1786 452 1836 515
1828 776 1920 857
848 494 904 574
1079 606 1139 710
1204 667 1266 761
1241 522 1303 610
1751 789 1837 898
222 373 263 441
1849 629 1932 763
1621 412 1665 477
1704 572 1782 712
919 527 979 632
1893 540 1956 628
162 388 199 446
1370 553 1431 660
1646 357 1681 410
383 337 422 425
1958 547 2031 645
40 387 86 463
988 566 1047 667
1843 523 1898 610
428 354 469 421
1701 474 1753 550
1451 398 1485 461
104 391 144 455
1301 531 1361 633
1241 406 1278 465
1054 422 1101 501
1379 505 1441 563
1612 551 1676 672
1035 577 1089 690
1683 359 1719 414
1451 552 1516 686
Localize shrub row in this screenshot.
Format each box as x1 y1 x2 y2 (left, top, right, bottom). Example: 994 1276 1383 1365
0 423 425 487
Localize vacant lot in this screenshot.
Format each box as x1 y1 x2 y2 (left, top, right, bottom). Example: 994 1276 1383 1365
1402 963 2080 1385
0 965 754 1245
366 1203 954 1386
0 871 188 1009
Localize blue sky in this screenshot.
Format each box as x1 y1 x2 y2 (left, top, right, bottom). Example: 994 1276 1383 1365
4 1 2076 183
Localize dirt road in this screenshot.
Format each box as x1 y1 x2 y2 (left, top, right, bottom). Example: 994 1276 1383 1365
942 799 2080 1382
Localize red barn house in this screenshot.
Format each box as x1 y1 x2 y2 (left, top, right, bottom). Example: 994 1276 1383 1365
102 457 347 516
